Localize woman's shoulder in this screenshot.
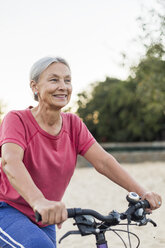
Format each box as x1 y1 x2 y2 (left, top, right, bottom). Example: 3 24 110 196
1 109 34 132
3 108 29 122
0 108 37 143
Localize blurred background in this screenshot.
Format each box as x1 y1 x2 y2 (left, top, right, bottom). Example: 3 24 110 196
0 0 165 146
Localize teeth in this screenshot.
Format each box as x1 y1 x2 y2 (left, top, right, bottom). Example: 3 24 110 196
53 95 66 97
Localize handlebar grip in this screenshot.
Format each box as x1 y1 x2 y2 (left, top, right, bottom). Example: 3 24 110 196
67 208 77 218
142 200 150 209
35 208 80 222
35 211 42 222
133 199 150 211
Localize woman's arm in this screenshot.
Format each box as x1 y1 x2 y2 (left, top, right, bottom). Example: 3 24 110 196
84 142 162 210
1 143 67 226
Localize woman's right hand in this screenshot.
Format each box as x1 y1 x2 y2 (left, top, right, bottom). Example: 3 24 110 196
33 198 68 228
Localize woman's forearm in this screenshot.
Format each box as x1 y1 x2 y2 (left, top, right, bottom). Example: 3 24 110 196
84 142 161 210
99 154 147 197
2 160 45 209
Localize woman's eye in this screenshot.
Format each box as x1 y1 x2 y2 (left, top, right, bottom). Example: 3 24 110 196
65 79 71 83
50 78 58 82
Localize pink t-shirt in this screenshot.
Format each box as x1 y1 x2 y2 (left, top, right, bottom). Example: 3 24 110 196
0 108 95 225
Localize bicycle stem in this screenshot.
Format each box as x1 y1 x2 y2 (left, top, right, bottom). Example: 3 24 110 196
96 232 108 248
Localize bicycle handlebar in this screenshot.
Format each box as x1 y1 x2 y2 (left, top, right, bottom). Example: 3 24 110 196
121 199 150 219
67 199 150 222
56 194 156 246
35 208 114 223
34 191 158 248
35 198 150 223
67 208 114 221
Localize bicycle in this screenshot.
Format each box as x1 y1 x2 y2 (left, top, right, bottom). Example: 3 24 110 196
35 192 157 248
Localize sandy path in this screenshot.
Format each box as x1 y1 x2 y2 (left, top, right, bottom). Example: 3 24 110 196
56 162 165 248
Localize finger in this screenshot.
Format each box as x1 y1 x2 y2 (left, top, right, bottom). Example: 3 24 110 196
56 208 67 229
142 192 155 210
152 194 162 209
156 199 162 208
157 195 162 207
61 207 68 222
48 209 56 225
54 205 62 224
57 223 62 229
56 202 67 224
42 210 49 225
145 193 162 210
145 208 152 214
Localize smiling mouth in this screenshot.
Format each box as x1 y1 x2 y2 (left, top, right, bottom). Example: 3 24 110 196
52 94 67 99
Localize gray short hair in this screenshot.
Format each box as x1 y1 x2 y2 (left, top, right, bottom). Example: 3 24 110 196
30 56 71 101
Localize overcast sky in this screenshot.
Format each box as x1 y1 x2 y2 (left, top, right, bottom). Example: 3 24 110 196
0 0 158 113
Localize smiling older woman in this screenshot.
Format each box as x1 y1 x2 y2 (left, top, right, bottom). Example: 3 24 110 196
0 57 162 248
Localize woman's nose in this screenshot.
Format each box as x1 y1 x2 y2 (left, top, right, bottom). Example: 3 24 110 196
58 79 66 89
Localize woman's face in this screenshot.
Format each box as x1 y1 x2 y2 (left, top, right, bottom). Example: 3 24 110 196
35 62 72 109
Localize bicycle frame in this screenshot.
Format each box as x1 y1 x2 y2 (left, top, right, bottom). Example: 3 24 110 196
97 244 108 248
96 232 108 248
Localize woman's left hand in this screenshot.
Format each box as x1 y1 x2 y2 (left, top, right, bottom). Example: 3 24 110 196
141 191 162 211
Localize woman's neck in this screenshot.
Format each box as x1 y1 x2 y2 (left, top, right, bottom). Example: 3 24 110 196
31 105 62 135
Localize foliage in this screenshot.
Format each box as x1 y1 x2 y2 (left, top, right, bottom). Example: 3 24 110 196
129 43 165 141
76 43 165 142
136 0 165 49
76 1 165 142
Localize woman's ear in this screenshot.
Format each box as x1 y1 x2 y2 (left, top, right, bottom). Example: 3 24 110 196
30 80 37 94
30 80 39 101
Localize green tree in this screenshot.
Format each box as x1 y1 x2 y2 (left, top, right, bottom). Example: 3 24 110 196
77 78 137 142
76 1 165 142
76 44 165 142
130 43 165 140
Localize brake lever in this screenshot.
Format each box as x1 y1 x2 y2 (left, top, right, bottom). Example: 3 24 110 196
122 203 157 227
59 230 80 243
137 218 157 227
149 219 157 227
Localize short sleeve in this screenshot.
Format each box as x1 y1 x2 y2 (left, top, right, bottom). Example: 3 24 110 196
76 116 96 156
0 111 27 157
